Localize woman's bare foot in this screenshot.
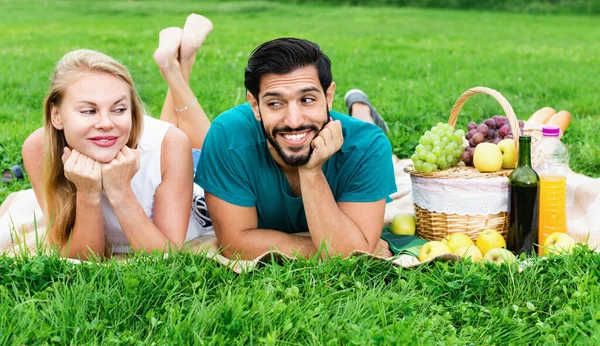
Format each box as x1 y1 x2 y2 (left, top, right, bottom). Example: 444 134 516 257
180 14 213 75
153 27 183 73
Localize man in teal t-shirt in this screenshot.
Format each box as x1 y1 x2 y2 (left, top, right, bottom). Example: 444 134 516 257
196 38 396 259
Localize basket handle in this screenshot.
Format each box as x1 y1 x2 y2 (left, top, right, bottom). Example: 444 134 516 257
448 86 520 166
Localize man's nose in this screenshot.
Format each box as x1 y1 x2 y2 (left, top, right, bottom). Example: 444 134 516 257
284 101 304 129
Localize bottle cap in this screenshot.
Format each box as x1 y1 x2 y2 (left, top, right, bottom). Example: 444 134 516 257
542 126 560 137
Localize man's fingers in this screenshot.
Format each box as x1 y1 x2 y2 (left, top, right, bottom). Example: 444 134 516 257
311 136 325 152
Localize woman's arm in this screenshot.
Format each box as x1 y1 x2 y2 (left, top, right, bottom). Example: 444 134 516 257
23 131 105 260
102 126 192 252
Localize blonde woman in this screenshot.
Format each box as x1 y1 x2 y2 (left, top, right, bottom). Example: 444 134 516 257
21 14 213 260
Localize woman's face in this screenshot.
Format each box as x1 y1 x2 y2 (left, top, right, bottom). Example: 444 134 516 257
51 71 133 163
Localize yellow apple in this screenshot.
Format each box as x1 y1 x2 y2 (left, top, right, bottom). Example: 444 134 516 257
541 232 575 256
442 232 474 253
418 241 452 262
497 139 516 169
454 245 483 261
476 229 506 256
473 143 503 172
390 214 416 236
483 248 517 264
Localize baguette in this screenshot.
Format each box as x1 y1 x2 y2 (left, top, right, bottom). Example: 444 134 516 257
546 110 571 133
528 106 556 124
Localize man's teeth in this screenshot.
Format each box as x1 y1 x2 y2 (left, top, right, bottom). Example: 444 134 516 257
283 133 307 141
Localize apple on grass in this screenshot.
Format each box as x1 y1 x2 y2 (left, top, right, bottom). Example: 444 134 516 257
483 248 517 264
541 232 575 256
474 143 503 173
454 245 483 261
476 229 506 256
390 214 416 236
442 232 474 253
418 241 452 262
497 139 516 169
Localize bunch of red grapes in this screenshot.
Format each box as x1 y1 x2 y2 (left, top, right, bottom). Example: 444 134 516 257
461 115 525 166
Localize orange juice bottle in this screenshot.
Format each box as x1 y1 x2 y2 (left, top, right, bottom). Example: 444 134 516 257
535 126 569 254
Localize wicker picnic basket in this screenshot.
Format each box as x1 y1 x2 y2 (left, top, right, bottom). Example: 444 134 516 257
405 86 522 242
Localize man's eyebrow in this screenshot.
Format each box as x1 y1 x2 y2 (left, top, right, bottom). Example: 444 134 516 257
261 91 282 99
299 87 320 93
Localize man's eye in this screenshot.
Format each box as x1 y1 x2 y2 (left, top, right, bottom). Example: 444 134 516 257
268 101 282 107
302 97 315 104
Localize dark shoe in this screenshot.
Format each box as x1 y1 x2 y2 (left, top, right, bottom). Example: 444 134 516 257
344 89 389 133
2 164 24 184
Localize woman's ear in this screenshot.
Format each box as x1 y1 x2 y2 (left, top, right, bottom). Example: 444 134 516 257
50 103 64 130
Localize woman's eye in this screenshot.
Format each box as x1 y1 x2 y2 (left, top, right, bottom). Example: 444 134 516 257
80 109 95 115
113 107 127 114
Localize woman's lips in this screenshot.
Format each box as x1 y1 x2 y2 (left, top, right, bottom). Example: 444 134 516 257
88 136 118 147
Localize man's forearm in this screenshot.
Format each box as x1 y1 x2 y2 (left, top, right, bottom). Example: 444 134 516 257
219 229 317 260
298 169 373 256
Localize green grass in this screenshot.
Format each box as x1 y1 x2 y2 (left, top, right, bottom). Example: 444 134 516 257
1 246 599 344
1 0 599 204
0 1 599 343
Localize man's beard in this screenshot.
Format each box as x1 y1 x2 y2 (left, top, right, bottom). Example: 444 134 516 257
260 108 331 167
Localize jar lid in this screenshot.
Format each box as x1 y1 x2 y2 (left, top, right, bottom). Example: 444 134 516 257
542 126 560 137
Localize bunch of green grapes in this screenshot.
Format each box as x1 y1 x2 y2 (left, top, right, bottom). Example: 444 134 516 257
411 123 465 172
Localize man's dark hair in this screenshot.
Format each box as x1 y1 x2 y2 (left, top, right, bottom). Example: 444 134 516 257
244 38 332 102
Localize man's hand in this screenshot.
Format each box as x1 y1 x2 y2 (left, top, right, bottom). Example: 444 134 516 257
62 148 102 195
300 118 343 172
101 146 140 201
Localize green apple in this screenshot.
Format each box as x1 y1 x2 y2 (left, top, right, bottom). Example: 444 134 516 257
483 248 517 264
473 143 503 172
418 241 452 262
455 245 483 261
498 139 516 169
475 229 506 256
390 214 416 236
541 232 575 256
442 232 474 253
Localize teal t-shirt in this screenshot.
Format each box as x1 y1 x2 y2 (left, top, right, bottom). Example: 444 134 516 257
195 103 397 234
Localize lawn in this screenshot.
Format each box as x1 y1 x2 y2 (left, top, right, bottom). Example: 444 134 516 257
0 0 599 344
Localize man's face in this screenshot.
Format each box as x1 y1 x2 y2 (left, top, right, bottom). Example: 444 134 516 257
248 65 336 167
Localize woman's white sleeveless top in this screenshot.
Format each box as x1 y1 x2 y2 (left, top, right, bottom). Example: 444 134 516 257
101 116 206 253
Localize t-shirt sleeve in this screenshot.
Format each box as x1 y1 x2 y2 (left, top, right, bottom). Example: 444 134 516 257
337 133 397 203
194 122 256 207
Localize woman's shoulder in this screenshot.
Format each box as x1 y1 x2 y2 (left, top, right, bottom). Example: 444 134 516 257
137 116 173 152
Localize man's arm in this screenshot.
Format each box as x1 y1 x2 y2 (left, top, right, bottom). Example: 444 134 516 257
298 119 391 257
299 169 387 257
206 192 318 260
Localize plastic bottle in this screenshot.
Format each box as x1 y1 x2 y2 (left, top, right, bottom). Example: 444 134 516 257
535 126 569 254
508 136 539 255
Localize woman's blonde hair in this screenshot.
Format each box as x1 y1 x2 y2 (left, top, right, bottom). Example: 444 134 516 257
42 49 145 245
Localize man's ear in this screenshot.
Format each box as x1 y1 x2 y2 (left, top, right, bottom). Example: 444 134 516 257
246 91 261 121
325 81 336 111
50 103 64 130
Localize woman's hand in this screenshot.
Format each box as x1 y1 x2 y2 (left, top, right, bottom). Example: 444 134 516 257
62 148 102 196
101 146 140 202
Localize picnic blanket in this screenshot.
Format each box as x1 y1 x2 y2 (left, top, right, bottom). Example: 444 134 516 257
1 156 598 272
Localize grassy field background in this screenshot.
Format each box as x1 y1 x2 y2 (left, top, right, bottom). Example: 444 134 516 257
1 0 599 343
1 0 599 203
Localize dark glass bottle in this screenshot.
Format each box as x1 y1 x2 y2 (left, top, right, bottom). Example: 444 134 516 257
507 136 539 255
